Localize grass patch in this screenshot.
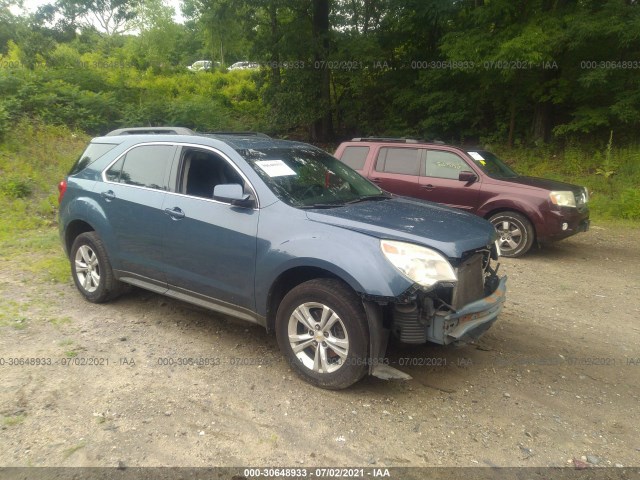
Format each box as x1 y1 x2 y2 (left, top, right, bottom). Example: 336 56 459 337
26 254 70 284
0 295 73 330
0 300 29 329
62 442 86 459
2 414 26 427
50 317 73 327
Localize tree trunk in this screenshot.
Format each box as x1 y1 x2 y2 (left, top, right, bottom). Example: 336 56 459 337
532 102 552 143
311 0 333 142
508 100 516 147
269 1 280 86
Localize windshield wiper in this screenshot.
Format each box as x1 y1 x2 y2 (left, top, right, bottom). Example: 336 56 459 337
297 203 346 209
298 194 391 209
344 194 392 205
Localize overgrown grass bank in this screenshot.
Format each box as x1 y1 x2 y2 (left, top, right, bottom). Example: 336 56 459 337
0 121 88 283
492 143 640 222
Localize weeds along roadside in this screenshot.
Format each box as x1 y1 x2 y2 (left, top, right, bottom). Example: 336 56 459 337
0 121 88 283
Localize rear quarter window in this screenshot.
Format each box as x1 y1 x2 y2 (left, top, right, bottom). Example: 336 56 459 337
69 143 118 175
338 146 370 170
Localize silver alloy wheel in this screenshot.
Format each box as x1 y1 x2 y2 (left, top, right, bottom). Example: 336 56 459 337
74 245 101 293
493 219 524 253
287 302 349 374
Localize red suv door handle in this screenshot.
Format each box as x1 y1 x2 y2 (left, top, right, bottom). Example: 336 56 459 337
421 184 435 191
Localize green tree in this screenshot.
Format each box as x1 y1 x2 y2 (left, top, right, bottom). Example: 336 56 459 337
130 0 182 68
53 0 140 34
182 0 249 65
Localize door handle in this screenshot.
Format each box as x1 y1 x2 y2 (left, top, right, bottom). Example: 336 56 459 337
164 207 185 220
370 177 382 183
101 190 115 201
421 184 435 191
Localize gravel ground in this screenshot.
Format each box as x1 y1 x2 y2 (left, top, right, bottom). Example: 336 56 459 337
0 224 639 468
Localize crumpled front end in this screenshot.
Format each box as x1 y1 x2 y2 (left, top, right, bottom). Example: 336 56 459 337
389 247 506 346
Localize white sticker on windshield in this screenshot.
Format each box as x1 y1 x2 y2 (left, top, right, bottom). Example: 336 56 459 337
255 160 297 177
468 151 485 161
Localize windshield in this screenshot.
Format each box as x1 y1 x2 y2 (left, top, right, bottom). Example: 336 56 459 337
467 150 519 179
239 146 386 207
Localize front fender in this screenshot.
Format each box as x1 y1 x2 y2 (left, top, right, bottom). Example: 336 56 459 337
478 196 544 230
254 207 414 317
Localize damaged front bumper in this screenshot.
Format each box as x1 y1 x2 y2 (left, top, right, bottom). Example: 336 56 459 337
431 275 507 345
363 251 507 380
365 275 507 381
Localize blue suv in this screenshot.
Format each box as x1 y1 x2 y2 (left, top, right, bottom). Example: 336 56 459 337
58 127 507 389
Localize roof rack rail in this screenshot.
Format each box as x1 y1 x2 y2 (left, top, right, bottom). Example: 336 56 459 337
351 137 419 144
106 127 195 136
207 131 271 138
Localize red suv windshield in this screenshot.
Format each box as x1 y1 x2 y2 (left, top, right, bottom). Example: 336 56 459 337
466 150 519 179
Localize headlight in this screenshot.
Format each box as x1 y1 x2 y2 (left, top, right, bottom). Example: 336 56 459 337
380 240 457 288
549 191 576 208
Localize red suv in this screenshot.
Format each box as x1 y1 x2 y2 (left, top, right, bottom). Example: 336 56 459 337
334 138 590 257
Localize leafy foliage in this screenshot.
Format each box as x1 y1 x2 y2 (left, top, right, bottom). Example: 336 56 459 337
0 0 639 220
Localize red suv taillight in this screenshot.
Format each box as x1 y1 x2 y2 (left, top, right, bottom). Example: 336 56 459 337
58 180 67 204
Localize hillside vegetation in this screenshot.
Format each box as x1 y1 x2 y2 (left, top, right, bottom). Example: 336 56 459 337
0 0 638 233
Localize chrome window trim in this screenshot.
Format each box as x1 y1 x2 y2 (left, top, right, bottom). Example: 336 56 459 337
101 141 261 210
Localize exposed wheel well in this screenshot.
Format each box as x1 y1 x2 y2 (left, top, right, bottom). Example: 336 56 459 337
484 208 537 240
64 220 94 257
266 267 351 333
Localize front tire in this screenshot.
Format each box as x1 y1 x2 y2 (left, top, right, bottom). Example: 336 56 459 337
276 279 369 389
490 211 534 258
70 232 123 303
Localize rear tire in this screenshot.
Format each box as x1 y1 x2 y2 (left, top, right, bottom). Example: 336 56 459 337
276 279 369 389
490 211 534 258
70 232 124 303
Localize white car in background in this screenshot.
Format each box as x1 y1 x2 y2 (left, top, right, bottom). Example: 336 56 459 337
228 61 259 70
187 60 215 72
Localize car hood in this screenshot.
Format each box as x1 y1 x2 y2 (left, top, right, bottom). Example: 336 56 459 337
305 196 497 259
501 175 584 193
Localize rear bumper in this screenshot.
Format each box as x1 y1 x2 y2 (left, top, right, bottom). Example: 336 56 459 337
428 276 507 345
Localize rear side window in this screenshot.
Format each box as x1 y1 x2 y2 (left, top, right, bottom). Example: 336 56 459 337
339 146 369 170
375 147 421 175
69 143 117 175
425 151 469 180
105 145 174 190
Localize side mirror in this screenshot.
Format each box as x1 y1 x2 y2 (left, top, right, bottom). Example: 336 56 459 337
213 184 254 208
458 171 478 183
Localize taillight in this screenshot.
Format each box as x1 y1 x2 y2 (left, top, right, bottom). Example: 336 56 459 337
58 180 67 204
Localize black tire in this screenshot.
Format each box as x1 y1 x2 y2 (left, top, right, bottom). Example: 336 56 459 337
70 232 124 303
489 211 535 258
276 279 369 389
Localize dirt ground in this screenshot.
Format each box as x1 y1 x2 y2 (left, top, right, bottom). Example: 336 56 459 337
0 224 639 469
